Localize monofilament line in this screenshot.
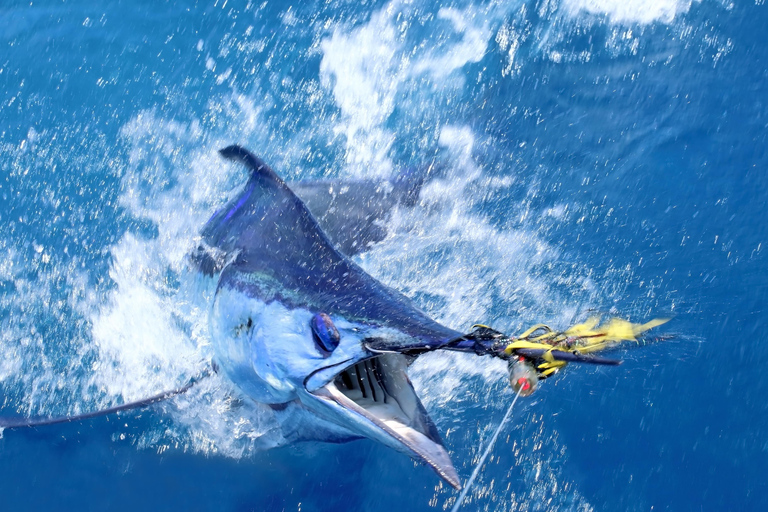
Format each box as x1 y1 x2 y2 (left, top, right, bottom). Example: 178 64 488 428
450 387 524 512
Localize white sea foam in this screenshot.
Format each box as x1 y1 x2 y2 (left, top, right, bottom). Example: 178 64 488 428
319 5 402 177
562 0 699 24
89 233 199 401
79 96 289 457
410 7 492 79
319 0 502 178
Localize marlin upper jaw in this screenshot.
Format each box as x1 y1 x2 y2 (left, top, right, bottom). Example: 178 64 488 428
304 351 461 490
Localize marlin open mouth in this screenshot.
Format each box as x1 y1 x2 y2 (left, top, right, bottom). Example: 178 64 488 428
310 353 461 489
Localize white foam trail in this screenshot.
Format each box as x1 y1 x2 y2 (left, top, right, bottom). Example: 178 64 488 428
562 0 699 24
320 5 402 177
319 0 504 178
82 97 290 457
89 233 200 401
410 7 492 79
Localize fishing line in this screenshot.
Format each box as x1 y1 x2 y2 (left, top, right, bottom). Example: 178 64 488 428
450 386 524 512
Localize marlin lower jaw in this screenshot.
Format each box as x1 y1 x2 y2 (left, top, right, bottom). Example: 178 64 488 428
301 353 461 490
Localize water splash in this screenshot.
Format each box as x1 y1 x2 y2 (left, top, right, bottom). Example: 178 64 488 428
562 0 699 25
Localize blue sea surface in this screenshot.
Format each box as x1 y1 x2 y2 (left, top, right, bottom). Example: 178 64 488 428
1 0 766 510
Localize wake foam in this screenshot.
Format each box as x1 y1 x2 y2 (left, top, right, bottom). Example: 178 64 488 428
319 0 500 178
562 0 699 25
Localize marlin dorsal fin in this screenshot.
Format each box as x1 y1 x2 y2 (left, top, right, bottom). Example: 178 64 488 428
196 145 459 345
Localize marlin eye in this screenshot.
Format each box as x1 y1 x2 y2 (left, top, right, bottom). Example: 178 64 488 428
311 313 340 355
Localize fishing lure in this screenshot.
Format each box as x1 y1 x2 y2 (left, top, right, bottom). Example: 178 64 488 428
447 315 669 394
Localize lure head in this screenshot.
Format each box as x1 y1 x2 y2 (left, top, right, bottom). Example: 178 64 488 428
508 358 539 396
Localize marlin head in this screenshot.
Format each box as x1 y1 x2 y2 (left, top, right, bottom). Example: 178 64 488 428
196 145 462 489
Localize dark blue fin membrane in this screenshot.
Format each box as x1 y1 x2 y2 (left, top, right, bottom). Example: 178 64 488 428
195 156 431 264
290 165 430 257
200 145 460 347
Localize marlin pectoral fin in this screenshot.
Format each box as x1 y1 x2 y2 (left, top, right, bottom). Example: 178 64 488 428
0 373 207 429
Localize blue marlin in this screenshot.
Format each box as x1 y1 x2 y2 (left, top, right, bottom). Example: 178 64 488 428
0 145 666 491
191 145 463 489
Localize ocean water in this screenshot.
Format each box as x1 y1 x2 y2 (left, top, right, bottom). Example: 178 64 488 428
1 0 766 510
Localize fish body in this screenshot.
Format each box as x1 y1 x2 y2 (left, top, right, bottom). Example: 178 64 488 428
193 145 461 488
